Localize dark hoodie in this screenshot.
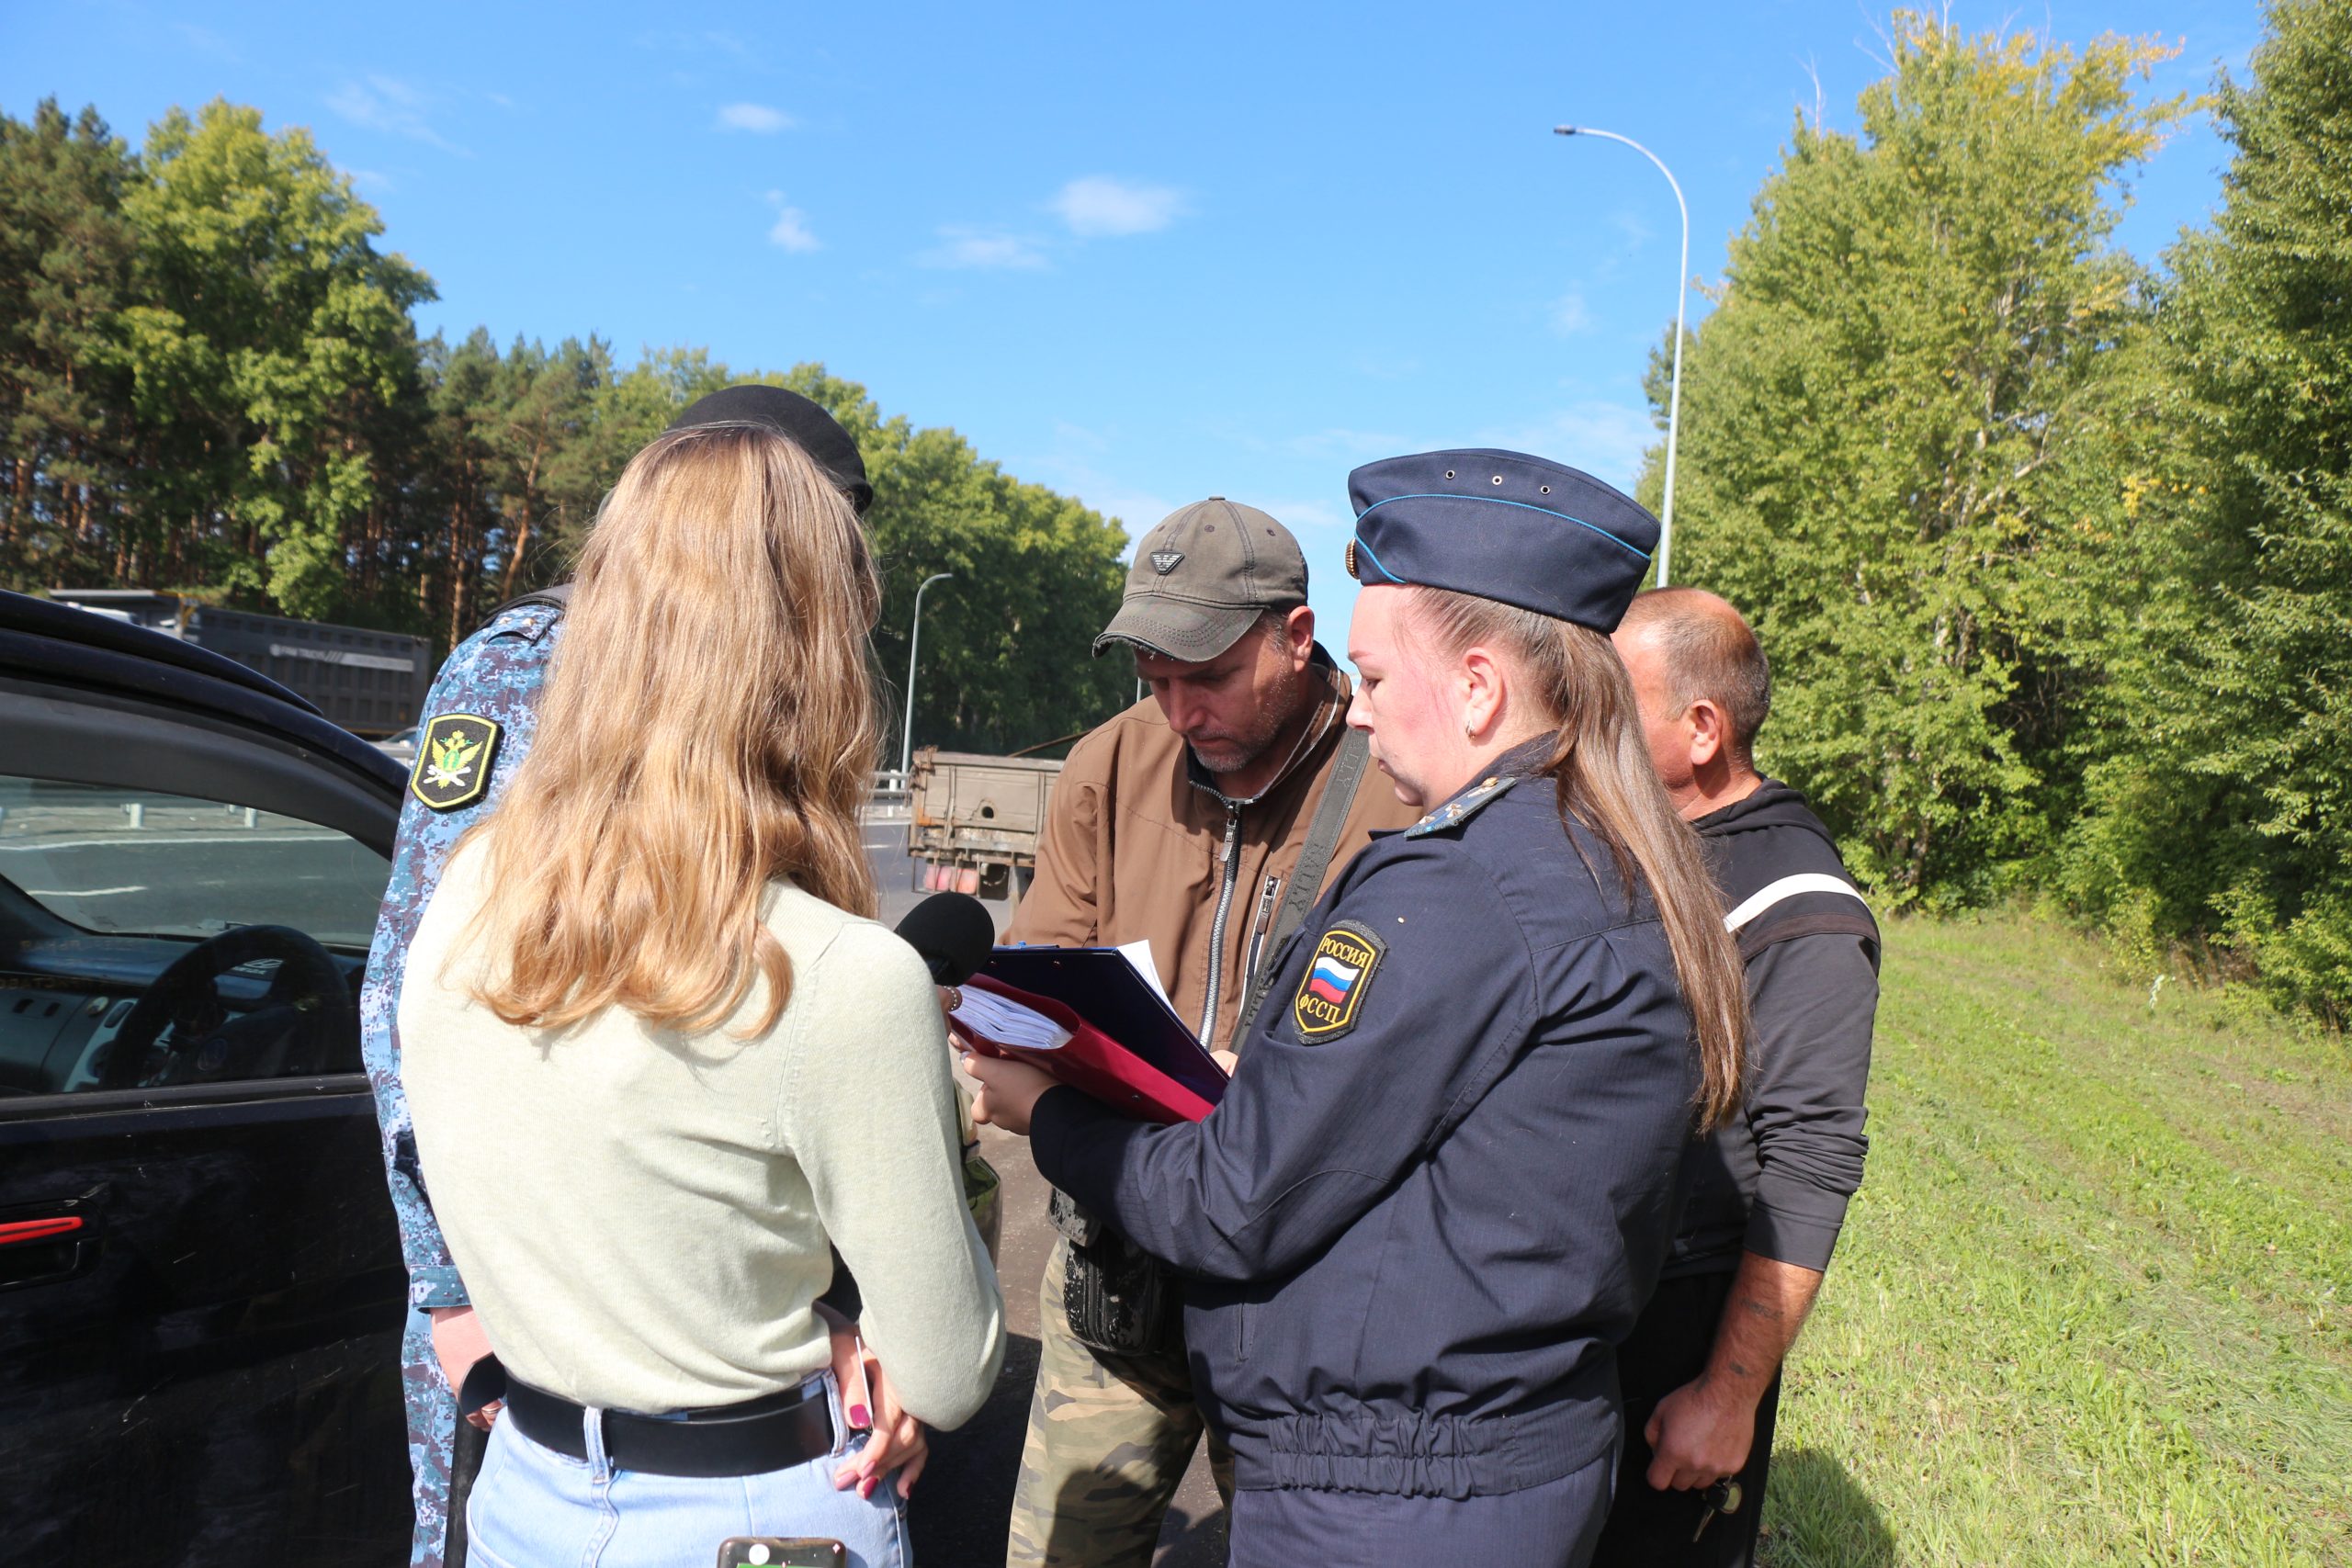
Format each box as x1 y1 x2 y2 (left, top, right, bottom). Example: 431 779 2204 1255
1666 779 1881 1278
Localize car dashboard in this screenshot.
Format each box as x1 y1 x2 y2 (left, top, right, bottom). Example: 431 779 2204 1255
0 939 368 1097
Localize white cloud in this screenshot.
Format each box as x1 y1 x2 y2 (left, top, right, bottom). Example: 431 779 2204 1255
324 75 469 155
1024 429 1174 536
764 191 820 253
1050 175 1188 238
344 166 395 193
174 23 242 62
718 102 794 133
1551 288 1591 335
1091 484 1182 539
1478 400 1659 493
1261 498 1348 532
1281 427 1405 460
920 226 1050 271
634 28 757 62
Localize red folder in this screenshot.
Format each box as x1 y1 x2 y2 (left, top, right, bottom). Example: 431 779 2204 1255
955 971 1220 1125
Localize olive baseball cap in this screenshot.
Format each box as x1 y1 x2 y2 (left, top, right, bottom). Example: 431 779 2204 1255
1093 498 1309 660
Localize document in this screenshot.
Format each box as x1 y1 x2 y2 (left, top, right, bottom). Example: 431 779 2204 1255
1115 939 1173 1009
949 987 1073 1053
971 947 1229 1123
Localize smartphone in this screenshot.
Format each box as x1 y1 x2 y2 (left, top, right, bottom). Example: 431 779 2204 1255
715 1539 845 1568
844 1334 875 1429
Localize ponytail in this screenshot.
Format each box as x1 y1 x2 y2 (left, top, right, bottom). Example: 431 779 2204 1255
1408 589 1750 1130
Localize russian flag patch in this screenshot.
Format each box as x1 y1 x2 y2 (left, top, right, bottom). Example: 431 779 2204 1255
1292 921 1385 1043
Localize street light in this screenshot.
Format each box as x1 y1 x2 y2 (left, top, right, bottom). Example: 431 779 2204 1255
1554 124 1690 587
899 573 953 775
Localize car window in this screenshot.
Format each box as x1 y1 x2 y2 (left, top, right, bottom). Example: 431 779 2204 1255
0 776 389 947
0 775 390 1096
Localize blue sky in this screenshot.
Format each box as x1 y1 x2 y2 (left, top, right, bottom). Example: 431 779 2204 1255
4 0 2260 638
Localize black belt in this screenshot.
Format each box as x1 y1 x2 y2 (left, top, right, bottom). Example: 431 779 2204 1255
474 1359 837 1479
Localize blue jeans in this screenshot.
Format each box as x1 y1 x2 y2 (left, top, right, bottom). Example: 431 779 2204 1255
462 1373 910 1568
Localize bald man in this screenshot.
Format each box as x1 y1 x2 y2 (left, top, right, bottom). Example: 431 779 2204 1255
1595 588 1881 1568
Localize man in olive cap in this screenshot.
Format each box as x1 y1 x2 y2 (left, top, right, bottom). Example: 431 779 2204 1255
1001 499 1416 1567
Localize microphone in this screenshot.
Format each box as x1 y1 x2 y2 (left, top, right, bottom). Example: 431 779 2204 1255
895 892 996 986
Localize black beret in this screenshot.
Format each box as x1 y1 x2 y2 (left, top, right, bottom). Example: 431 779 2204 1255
1345 449 1657 631
670 385 874 516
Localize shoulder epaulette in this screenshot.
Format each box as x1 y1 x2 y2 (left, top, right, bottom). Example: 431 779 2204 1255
1403 773 1520 838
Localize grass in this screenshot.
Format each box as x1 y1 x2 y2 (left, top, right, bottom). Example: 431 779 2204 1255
1761 913 2352 1567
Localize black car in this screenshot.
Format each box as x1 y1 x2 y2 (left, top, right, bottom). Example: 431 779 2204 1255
0 590 410 1566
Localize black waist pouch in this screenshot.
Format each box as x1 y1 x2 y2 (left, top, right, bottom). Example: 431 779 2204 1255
1052 1189 1180 1357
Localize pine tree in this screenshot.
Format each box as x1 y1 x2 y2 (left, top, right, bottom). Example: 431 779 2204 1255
0 101 137 585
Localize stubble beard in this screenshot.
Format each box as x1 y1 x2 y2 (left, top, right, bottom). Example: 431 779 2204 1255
1192 662 1308 777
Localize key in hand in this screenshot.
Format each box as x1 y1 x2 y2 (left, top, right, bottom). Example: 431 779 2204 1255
1690 1477 1745 1543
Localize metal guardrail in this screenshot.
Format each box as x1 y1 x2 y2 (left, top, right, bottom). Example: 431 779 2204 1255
865 771 913 825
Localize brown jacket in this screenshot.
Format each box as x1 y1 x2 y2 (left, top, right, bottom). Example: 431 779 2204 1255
1007 649 1419 1055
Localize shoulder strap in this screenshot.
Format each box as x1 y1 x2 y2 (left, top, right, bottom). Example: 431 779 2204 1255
1234 727 1373 1037
479 582 572 628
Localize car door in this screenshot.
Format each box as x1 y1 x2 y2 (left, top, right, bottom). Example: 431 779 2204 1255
0 665 411 1567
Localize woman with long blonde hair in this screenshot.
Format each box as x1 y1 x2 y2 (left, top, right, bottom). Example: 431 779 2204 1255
400 421 1003 1568
967 450 1744 1568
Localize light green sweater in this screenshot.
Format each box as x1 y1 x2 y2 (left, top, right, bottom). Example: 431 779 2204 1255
400 842 1004 1425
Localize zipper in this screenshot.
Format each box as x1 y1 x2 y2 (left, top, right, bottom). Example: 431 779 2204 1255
1240 873 1282 992
1198 804 1244 1043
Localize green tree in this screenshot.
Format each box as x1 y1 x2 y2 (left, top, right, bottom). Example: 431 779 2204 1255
2071 0 2352 1025
486 334 609 604
766 365 1130 753
413 328 504 643
116 99 432 614
1650 15 2185 898
0 100 137 586
553 353 1132 750
0 96 1130 750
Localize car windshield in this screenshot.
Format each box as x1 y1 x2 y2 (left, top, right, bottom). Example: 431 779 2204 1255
0 777 390 948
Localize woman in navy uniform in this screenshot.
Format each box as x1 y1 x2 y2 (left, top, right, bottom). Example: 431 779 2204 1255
967 449 1751 1567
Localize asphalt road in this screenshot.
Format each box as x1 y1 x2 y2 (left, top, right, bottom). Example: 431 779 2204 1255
867 819 1229 1568
0 810 388 947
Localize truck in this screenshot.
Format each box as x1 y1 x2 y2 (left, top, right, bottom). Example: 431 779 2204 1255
44 589 432 739
899 746 1064 928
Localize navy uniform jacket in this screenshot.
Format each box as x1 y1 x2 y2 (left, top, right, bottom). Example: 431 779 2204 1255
1031 745 1700 1499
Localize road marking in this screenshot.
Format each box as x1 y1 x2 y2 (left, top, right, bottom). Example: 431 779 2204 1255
25 886 146 897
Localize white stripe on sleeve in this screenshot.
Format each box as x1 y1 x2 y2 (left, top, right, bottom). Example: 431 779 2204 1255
1723 873 1871 932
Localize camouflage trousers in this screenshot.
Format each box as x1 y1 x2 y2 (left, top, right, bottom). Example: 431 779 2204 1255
1006 1236 1232 1568
402 1306 459 1568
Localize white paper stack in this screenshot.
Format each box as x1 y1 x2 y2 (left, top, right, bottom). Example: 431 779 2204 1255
951 987 1074 1053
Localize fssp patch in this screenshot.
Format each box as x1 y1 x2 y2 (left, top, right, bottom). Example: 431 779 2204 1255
1291 920 1385 1043
409 713 503 813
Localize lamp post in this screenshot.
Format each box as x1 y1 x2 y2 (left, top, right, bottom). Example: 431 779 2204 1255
899 572 953 775
1554 124 1689 587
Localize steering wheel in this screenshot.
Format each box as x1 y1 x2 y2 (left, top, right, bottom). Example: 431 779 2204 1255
100 925 354 1090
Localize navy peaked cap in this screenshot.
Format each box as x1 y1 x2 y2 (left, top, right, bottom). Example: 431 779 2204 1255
670 385 874 516
1345 449 1657 631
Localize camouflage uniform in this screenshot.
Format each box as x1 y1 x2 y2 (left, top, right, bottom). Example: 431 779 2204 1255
359 599 565 1568
1007 1236 1234 1568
